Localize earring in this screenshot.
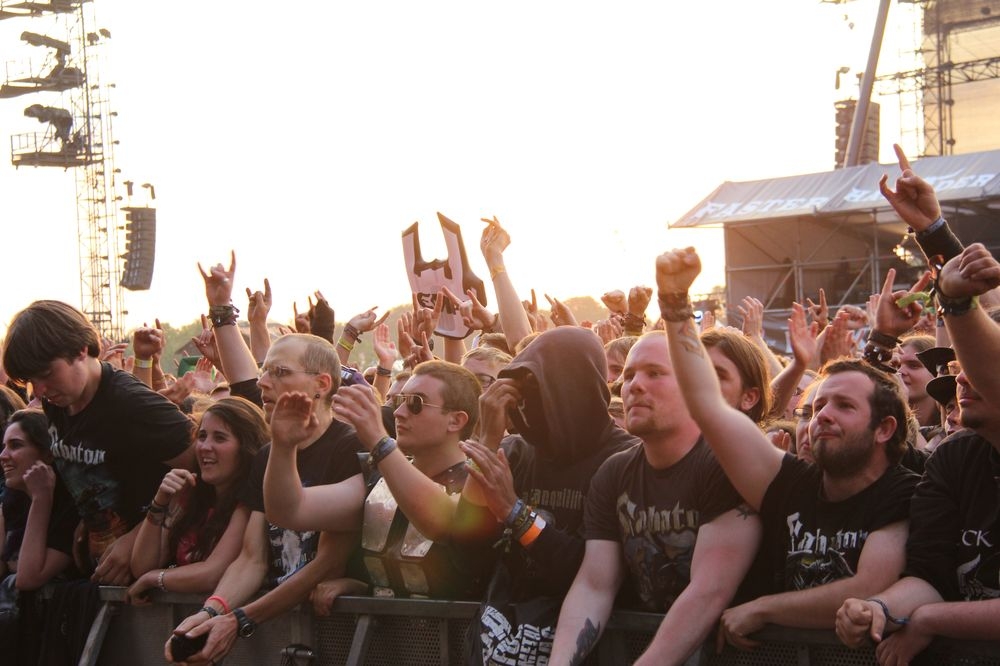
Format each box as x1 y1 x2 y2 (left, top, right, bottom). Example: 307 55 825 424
314 393 321 399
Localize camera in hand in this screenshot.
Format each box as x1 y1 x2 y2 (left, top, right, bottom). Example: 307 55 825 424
169 633 208 662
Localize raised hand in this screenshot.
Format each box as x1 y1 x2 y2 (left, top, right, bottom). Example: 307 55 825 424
522 289 548 332
133 322 165 360
601 290 628 315
331 383 386 449
198 250 236 307
156 468 197 505
441 285 496 332
628 286 653 317
655 247 702 295
788 302 819 368
874 268 933 339
245 278 272 327
738 296 765 339
270 392 321 450
397 315 416 362
938 242 1000 299
101 341 128 370
349 306 390 336
593 318 623 345
158 373 195 406
879 143 942 232
805 288 829 330
480 216 511 267
545 293 578 328
309 290 335 341
818 309 854 365
292 301 311 333
460 439 519 522
411 292 442 341
191 314 221 369
372 323 397 369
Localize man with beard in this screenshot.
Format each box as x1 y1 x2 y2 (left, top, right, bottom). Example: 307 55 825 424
835 245 1000 665
549 332 761 665
656 246 918 651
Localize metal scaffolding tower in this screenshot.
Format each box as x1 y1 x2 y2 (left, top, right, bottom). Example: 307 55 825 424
3 0 125 340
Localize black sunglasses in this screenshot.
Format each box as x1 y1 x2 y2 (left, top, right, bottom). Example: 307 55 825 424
391 393 448 415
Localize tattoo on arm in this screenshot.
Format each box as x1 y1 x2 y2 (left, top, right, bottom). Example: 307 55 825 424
677 319 705 357
736 503 758 520
570 618 601 665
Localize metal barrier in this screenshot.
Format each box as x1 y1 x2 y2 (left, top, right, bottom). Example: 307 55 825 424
76 587 1000 665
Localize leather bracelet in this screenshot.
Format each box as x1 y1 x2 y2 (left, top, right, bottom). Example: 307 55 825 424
866 329 900 349
343 323 362 342
658 292 694 322
369 436 397 468
200 606 220 618
504 499 526 529
209 304 239 328
376 366 392 377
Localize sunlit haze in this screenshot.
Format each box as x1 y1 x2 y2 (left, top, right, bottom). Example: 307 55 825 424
1 1 915 334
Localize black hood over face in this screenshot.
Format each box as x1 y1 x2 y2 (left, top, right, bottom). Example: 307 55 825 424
499 327 613 463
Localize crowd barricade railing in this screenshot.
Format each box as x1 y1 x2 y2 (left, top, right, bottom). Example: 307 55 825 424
58 586 1000 665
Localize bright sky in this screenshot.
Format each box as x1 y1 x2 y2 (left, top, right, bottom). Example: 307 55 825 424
1 0 917 335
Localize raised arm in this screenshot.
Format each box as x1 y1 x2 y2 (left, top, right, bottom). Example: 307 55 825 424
768 303 817 419
938 243 1000 405
199 252 258 385
480 216 532 349
332 382 461 540
656 247 783 509
129 468 196 579
262 392 365 533
245 278 272 363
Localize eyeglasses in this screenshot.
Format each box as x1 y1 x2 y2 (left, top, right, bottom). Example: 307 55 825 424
793 406 814 420
474 374 497 389
260 365 319 380
946 360 962 376
391 393 448 415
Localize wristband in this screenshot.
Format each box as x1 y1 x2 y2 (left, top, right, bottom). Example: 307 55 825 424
657 292 694 322
518 514 546 547
134 357 153 369
866 329 900 350
200 606 220 618
914 216 946 239
376 366 392 377
343 323 362 342
369 436 397 468
209 304 239 328
489 265 506 280
866 597 909 626
504 499 526 529
337 338 355 353
206 595 231 614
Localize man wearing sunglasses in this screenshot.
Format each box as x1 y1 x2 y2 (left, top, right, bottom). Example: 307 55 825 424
263 359 491 602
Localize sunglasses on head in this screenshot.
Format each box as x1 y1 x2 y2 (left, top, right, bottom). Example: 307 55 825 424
391 393 448 415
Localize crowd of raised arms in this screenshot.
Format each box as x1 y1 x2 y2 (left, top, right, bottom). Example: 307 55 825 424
1 144 999 666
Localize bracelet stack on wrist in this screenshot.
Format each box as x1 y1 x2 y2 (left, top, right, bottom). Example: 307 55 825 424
622 312 647 336
657 292 694 322
376 366 392 377
343 323 362 342
209 304 239 328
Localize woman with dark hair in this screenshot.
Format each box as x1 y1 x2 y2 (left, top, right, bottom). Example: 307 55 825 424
127 397 268 601
1 409 77 589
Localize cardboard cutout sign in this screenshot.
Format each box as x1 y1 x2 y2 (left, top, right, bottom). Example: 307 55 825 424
401 213 486 340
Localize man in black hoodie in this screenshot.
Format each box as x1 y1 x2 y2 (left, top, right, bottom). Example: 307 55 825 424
460 326 638 663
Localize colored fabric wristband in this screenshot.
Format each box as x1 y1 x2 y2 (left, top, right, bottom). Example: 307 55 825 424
866 597 909 626
207 595 231 614
134 357 153 369
518 515 546 547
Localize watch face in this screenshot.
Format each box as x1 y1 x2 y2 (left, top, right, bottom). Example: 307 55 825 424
239 623 255 638
234 609 256 638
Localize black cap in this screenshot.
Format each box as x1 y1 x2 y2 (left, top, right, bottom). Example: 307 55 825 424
926 375 957 406
916 346 955 377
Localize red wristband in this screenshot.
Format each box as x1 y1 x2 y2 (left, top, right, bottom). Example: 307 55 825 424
206 595 231 614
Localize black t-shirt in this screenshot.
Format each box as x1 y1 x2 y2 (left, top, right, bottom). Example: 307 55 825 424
585 437 744 611
1 478 78 562
759 454 918 592
240 419 362 587
904 431 1000 601
44 363 192 533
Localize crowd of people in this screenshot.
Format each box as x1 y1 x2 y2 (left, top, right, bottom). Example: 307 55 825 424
1 144 999 665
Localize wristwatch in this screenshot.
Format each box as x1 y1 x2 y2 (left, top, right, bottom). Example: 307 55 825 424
232 607 256 638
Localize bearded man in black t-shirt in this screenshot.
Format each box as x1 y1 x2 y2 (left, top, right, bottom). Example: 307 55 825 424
657 247 918 652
